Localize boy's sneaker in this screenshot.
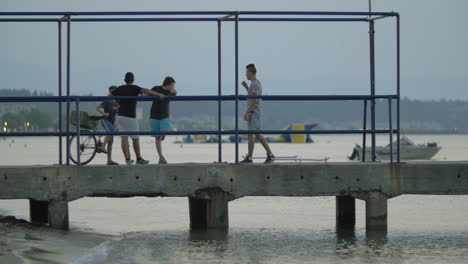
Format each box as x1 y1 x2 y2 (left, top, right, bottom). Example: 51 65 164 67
159 157 168 164
264 153 275 164
136 158 150 165
240 156 253 164
126 159 135 165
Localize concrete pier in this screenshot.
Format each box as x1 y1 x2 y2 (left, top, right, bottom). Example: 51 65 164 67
1 161 468 230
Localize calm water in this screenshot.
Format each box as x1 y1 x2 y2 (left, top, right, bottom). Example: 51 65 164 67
0 135 467 263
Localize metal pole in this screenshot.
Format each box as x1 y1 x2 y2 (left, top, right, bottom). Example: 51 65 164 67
362 99 367 162
388 98 393 164
369 20 376 162
76 98 81 166
217 20 222 163
234 13 239 163
66 15 71 165
396 15 401 163
58 21 63 165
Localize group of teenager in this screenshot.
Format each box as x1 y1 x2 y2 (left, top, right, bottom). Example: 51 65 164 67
96 63 275 165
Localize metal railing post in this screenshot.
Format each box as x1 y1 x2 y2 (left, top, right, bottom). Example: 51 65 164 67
369 20 376 162
66 15 71 165
75 98 81 166
217 20 222 163
388 98 393 163
234 12 239 163
362 99 367 162
396 14 401 163
58 21 63 165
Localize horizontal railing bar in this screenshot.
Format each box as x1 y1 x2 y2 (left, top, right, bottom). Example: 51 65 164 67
0 95 399 102
0 12 235 16
0 19 59 22
0 18 373 23
0 129 399 137
68 18 369 22
0 11 398 17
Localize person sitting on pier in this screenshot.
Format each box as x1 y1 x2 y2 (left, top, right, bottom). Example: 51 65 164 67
96 85 120 165
240 64 275 164
149 76 177 164
112 72 167 165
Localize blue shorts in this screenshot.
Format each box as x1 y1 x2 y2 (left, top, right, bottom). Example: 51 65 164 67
100 119 116 144
150 118 171 138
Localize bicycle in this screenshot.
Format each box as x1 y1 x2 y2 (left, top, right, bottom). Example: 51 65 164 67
69 111 110 165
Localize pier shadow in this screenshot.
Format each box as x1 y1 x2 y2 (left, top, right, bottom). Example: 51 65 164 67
188 228 229 242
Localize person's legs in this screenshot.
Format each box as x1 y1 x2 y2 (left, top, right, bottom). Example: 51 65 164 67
155 137 163 157
106 132 116 165
157 118 171 163
248 134 255 158
249 113 274 164
100 119 116 157
132 138 142 159
117 116 132 162
155 137 167 164
128 117 149 164
255 134 273 154
107 142 118 165
102 135 111 148
150 118 165 163
121 136 131 160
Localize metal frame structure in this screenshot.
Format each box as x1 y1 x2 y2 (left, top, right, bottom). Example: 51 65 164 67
0 11 401 165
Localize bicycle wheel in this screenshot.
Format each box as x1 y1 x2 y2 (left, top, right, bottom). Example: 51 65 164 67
69 133 97 165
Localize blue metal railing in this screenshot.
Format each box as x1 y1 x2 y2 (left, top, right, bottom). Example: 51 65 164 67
0 11 401 165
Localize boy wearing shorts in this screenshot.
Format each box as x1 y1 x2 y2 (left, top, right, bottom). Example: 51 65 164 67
150 77 177 164
96 85 119 165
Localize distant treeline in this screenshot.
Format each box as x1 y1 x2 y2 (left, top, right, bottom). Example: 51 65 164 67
1 89 467 133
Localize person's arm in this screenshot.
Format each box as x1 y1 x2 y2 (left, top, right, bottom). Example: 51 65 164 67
241 81 249 90
111 100 120 108
141 88 166 99
96 104 109 117
170 89 177 96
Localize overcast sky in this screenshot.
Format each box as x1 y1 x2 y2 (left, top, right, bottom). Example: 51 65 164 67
1 0 467 100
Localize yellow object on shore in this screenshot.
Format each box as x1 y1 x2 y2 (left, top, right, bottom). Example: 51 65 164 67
291 124 305 143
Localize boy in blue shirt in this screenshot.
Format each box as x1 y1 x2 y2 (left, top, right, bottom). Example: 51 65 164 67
96 86 120 165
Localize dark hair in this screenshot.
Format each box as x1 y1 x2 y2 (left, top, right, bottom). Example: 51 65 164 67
246 64 257 75
163 76 176 87
108 85 117 92
124 72 134 83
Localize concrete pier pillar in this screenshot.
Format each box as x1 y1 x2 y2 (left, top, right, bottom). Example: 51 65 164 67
30 199 49 224
336 196 356 228
48 200 69 230
365 192 387 231
189 189 230 229
29 199 69 230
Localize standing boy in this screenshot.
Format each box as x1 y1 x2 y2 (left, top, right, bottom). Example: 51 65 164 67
150 77 177 164
96 85 119 165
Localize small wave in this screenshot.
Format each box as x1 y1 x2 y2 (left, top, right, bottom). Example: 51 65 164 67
70 241 112 264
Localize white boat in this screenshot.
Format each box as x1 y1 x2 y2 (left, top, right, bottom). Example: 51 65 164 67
349 136 441 161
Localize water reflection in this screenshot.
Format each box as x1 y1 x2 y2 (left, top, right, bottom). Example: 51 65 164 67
188 228 229 242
